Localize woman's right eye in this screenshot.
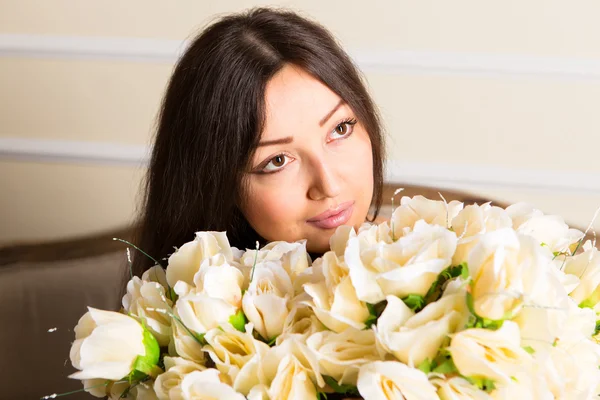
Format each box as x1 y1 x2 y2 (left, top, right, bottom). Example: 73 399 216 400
262 154 292 173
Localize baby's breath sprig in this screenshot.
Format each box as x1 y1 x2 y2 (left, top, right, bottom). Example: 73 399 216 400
113 238 163 268
41 379 128 399
249 241 260 283
390 188 404 242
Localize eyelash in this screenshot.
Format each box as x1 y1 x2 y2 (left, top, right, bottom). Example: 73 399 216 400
256 117 358 174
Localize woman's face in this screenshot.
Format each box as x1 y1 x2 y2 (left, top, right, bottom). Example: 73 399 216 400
241 64 374 253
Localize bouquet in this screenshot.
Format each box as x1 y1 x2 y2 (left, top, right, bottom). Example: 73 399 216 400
61 195 600 399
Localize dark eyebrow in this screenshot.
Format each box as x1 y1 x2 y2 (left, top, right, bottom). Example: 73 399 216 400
257 100 345 147
319 99 345 127
257 136 294 147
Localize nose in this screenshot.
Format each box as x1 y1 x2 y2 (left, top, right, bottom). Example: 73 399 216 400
307 157 342 201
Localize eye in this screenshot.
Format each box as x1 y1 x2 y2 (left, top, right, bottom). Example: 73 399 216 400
328 118 357 142
261 153 293 173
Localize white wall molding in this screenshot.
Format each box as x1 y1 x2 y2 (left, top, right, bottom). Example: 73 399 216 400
0 138 149 166
2 137 600 194
2 33 600 80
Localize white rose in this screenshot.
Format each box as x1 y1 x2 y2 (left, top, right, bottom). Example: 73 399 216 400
275 302 327 345
431 376 492 400
142 265 169 289
357 360 439 400
122 277 173 346
330 225 357 257
166 231 234 288
192 254 245 308
467 229 551 320
450 203 512 265
306 328 382 386
174 284 237 335
532 337 600 399
449 321 533 386
180 369 245 400
203 323 269 395
390 195 463 238
242 260 293 341
170 320 206 364
505 203 583 254
375 293 467 368
490 375 553 400
154 356 205 400
303 252 371 332
345 220 457 304
69 308 159 381
258 337 325 398
564 244 600 310
515 287 595 351
241 240 310 279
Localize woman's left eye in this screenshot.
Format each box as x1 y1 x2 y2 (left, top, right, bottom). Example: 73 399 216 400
328 118 357 142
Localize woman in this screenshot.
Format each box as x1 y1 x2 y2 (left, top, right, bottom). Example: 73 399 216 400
131 7 386 278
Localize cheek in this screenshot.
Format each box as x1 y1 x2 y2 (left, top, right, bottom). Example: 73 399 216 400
242 183 305 241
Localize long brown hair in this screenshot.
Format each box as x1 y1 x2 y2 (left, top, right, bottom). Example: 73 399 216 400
130 7 386 279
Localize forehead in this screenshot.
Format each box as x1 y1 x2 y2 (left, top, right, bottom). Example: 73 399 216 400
262 65 342 136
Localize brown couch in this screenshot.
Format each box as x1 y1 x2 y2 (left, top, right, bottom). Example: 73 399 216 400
0 185 577 399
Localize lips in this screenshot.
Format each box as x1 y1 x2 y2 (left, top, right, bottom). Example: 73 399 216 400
307 201 355 230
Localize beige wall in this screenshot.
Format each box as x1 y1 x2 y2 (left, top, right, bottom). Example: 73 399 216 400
2 0 600 245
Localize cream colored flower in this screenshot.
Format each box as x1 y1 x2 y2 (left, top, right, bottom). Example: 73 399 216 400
330 225 357 257
375 293 467 368
122 277 173 346
142 265 169 289
166 231 234 288
192 254 245 308
154 357 206 400
431 376 492 400
170 320 206 364
490 375 553 400
69 308 158 381
240 240 310 278
242 260 293 341
174 283 237 335
357 360 439 400
180 369 245 400
203 323 269 395
449 321 533 386
450 203 512 265
258 337 324 398
505 203 583 254
467 229 552 320
303 251 370 332
275 302 327 346
531 337 600 399
564 243 600 310
390 195 463 238
345 220 457 304
306 328 382 386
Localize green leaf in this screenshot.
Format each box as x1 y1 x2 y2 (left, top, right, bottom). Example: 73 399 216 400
423 263 469 306
594 320 600 337
229 309 248 332
522 345 535 354
267 336 277 346
316 392 328 400
323 376 360 396
432 357 458 374
401 294 425 312
364 314 377 329
579 290 600 309
132 325 161 378
465 376 496 392
364 300 387 329
417 358 432 374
